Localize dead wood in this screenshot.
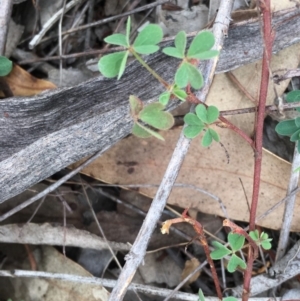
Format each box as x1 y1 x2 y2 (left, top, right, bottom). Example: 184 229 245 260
0 8 299 203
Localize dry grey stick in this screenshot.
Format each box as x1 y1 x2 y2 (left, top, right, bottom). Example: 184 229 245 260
0 223 130 251
0 8 300 205
232 240 300 297
108 1 235 300
276 145 300 261
29 0 84 49
0 269 275 301
46 0 170 40
0 140 121 222
0 0 13 55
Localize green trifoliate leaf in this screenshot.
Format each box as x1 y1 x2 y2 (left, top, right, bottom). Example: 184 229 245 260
129 95 143 118
227 254 247 273
0 56 12 76
286 90 300 112
173 88 187 101
202 130 213 147
159 91 171 105
188 50 219 60
187 31 215 58
133 24 163 48
175 31 186 57
132 123 164 140
133 45 159 54
139 103 174 130
207 105 220 123
126 17 131 45
275 119 299 136
198 289 205 301
290 129 300 142
228 233 245 252
209 128 220 142
195 104 208 123
98 51 128 78
184 113 203 126
210 241 231 260
162 47 184 59
104 33 128 47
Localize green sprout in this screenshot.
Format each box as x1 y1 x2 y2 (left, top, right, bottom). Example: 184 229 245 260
98 17 163 79
0 56 13 76
211 230 272 274
183 104 220 147
249 230 272 250
210 233 247 273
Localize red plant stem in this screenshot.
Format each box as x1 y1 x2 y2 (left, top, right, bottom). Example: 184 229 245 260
162 209 223 300
249 0 273 231
218 115 254 147
242 1 273 300
223 219 258 258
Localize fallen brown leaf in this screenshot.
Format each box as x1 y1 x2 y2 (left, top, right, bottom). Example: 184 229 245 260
0 64 56 97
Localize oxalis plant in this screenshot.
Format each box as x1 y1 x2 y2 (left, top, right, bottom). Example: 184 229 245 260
161 210 273 301
98 17 220 145
210 231 272 273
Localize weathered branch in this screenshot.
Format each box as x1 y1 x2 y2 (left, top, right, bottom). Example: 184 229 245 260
0 7 300 203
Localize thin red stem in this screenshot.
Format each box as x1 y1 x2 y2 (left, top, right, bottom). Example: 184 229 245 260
162 210 223 300
242 1 273 300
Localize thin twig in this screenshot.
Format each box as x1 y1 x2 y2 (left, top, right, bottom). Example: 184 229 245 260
256 187 300 223
58 0 67 86
80 177 122 270
275 143 300 261
108 1 235 300
0 269 274 301
84 0 95 50
227 72 257 104
0 223 130 251
273 68 300 84
29 0 83 49
38 0 171 45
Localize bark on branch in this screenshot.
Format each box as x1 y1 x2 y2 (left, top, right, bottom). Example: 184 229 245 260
0 7 299 203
